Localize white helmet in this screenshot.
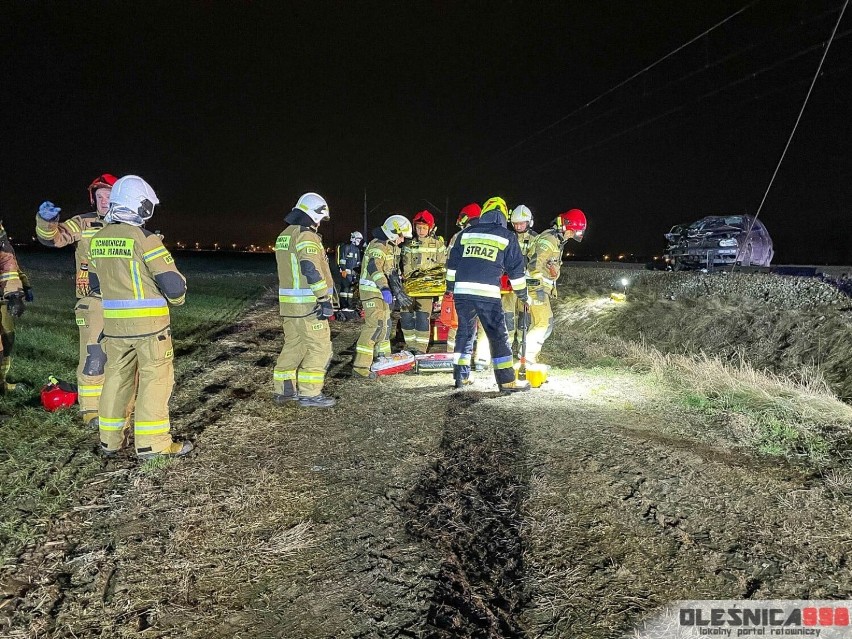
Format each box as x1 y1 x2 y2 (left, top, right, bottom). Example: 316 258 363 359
350 231 363 245
381 214 413 240
294 192 330 224
108 175 159 222
510 204 533 228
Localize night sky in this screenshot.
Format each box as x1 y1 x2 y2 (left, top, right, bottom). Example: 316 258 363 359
1 0 849 263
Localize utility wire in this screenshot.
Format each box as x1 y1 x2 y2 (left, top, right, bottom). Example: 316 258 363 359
464 0 759 175
534 6 841 150
733 0 848 272
524 26 851 174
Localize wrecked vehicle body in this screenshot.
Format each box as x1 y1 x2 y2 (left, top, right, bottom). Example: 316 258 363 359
664 214 774 271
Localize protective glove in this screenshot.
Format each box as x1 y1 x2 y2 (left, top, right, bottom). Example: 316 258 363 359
38 201 61 221
396 289 415 310
380 288 394 305
515 288 529 304
24 286 34 303
6 292 25 318
340 269 349 279
534 288 548 302
314 300 334 320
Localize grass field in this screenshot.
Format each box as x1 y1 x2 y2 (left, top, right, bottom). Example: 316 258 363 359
0 250 275 565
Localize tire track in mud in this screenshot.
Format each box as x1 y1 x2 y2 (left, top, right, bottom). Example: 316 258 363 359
404 391 530 638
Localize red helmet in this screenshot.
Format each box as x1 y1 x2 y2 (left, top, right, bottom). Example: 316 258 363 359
457 203 481 228
87 173 118 205
41 377 78 412
555 208 587 241
412 210 435 231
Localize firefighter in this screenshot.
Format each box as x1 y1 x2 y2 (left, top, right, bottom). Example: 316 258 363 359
526 208 587 363
446 196 529 392
336 231 363 321
1 220 26 397
353 214 413 378
36 174 117 427
445 203 481 354
504 205 538 353
400 210 446 354
88 175 192 459
273 193 337 408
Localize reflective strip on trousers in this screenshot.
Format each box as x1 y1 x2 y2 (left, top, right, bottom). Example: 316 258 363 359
135 420 171 435
99 417 126 432
78 384 103 398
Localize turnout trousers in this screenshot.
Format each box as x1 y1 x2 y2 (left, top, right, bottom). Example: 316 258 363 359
339 276 356 315
274 316 332 398
400 296 434 353
99 326 177 456
502 291 530 355
75 296 106 425
526 296 554 363
353 298 392 376
453 297 515 386
0 303 15 390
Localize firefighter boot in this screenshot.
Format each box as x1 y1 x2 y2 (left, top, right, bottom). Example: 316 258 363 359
137 441 194 460
499 380 530 394
298 394 337 408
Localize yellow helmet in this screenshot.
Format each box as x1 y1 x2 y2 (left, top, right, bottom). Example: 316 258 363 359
482 196 509 221
381 214 413 240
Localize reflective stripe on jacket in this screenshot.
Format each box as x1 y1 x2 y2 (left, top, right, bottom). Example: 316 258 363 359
401 236 446 275
276 225 333 317
88 225 186 337
446 211 526 301
528 229 564 292
359 238 399 300
36 212 105 298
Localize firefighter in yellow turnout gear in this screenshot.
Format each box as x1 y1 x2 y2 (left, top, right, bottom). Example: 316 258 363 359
353 215 413 378
88 175 192 459
504 205 538 353
526 208 587 363
273 193 337 408
36 174 117 427
1 221 26 395
400 210 446 354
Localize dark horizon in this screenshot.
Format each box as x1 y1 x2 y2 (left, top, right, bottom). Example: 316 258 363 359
2 1 850 264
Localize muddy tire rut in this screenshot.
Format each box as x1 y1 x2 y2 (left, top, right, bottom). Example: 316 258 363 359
2 292 852 638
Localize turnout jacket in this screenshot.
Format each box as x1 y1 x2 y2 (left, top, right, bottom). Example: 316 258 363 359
88 224 186 338
36 211 105 298
516 229 538 263
446 211 527 300
359 229 401 301
401 235 447 276
527 229 565 294
0 222 23 297
336 241 362 274
276 212 334 318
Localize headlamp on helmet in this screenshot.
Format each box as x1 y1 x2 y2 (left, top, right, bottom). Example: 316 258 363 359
457 203 481 228
555 208 587 242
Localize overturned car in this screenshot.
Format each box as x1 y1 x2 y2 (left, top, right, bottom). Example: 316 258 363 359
664 214 774 271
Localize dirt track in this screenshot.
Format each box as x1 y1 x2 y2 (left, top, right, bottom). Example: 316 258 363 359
3 293 852 638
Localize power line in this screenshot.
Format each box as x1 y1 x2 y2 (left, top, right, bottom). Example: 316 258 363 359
524 26 852 174
734 0 849 271
462 0 759 177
